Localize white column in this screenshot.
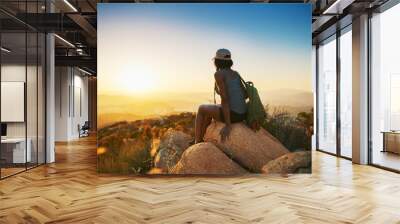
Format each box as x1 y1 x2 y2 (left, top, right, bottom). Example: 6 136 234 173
352 14 369 164
46 32 55 163
45 0 56 163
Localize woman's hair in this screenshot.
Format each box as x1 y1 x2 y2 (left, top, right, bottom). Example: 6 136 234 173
214 59 233 70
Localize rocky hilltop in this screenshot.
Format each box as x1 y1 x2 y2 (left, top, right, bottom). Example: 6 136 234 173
98 111 312 175
150 123 310 175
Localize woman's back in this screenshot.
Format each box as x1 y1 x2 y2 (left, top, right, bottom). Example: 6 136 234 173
216 69 247 114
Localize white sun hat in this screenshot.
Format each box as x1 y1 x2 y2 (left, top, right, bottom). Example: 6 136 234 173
213 48 232 61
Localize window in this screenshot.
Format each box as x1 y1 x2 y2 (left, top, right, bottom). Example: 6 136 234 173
317 35 337 154
390 74 400 130
371 2 400 171
0 2 47 179
339 27 352 158
316 25 353 159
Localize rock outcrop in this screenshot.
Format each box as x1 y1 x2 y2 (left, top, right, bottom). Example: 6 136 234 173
261 151 311 174
153 129 192 172
204 122 289 172
147 168 163 175
151 123 308 175
150 138 161 158
171 142 247 175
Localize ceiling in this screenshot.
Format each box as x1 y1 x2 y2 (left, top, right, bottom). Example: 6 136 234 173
0 0 392 75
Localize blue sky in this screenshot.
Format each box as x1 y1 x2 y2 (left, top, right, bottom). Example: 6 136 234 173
98 3 312 95
99 4 310 53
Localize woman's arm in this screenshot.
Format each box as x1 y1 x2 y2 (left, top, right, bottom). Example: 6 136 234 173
215 72 232 141
214 82 221 95
215 72 230 125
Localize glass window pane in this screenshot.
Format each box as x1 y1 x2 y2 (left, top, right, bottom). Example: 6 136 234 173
1 32 27 177
318 36 337 154
371 3 400 171
0 1 46 179
340 28 352 158
27 31 38 169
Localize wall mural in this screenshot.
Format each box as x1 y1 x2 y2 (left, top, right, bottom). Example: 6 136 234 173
97 3 313 175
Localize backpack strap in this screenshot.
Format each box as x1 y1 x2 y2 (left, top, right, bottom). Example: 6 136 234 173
213 82 217 104
214 72 248 104
237 73 247 87
237 73 252 100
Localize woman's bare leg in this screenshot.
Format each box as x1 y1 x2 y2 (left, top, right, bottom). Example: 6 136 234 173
195 104 221 143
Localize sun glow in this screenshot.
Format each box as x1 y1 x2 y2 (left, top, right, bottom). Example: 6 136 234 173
118 66 157 94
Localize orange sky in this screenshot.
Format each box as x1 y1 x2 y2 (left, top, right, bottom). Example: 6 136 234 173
98 5 312 97
97 4 313 127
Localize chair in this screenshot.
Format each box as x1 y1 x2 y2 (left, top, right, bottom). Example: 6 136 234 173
79 121 90 138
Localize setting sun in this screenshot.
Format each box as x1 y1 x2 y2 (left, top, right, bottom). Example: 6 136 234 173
98 3 312 124
118 66 157 94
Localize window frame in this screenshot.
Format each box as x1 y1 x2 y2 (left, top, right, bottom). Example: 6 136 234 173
315 24 353 161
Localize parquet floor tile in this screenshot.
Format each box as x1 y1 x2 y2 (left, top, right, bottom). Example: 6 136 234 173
0 136 399 223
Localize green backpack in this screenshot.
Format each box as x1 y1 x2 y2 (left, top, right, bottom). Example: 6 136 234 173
238 76 266 131
214 75 266 131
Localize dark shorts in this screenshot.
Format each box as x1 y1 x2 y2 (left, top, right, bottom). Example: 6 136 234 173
219 108 246 123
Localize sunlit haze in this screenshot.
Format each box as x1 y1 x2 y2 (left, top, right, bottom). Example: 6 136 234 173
97 4 312 127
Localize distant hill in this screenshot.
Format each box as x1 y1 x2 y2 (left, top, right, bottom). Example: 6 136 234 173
259 89 313 108
98 89 313 126
268 105 313 116
99 113 148 129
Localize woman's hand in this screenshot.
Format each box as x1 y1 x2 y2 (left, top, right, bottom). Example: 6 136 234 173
220 124 232 142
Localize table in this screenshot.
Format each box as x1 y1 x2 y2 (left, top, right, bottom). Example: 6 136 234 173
382 131 400 154
1 138 31 164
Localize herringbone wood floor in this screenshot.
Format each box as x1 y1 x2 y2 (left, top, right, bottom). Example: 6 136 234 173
0 136 399 224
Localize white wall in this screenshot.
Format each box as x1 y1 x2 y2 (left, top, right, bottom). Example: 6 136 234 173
72 73 89 138
55 67 70 141
1 65 41 137
55 67 89 141
1 63 46 164
1 65 27 138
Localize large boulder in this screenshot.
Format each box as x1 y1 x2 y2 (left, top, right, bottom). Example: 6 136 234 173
153 129 192 172
171 142 247 175
204 122 289 172
261 151 311 174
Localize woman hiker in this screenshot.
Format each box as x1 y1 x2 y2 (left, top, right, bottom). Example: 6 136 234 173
194 49 248 144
